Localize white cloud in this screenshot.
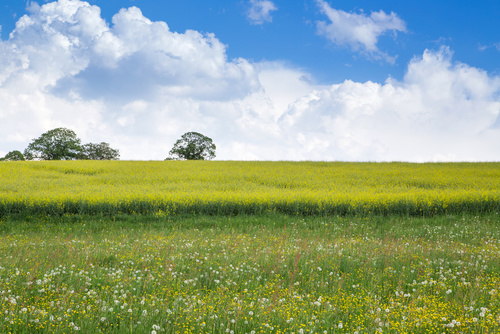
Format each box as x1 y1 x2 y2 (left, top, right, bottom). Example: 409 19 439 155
278 47 500 161
315 0 406 62
247 0 278 25
3 1 259 99
0 1 499 162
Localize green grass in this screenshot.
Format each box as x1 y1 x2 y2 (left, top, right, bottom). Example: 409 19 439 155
1 213 499 333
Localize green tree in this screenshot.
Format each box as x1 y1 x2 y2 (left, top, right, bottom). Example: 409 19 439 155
80 142 120 160
0 150 25 161
24 128 82 160
168 132 216 160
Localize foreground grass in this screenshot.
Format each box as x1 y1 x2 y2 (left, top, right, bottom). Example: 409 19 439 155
0 213 499 333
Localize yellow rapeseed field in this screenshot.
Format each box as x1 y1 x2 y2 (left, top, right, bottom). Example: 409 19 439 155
0 161 499 215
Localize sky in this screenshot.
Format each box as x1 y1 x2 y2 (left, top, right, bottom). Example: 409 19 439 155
0 0 499 161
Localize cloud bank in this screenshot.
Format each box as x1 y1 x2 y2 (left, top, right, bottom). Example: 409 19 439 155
315 0 406 62
279 47 500 161
1 0 499 161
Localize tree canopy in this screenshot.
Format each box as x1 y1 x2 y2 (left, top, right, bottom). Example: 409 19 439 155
0 150 25 161
80 142 120 160
17 128 120 161
24 128 82 160
168 132 216 160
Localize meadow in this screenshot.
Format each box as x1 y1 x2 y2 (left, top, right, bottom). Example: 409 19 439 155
0 161 499 333
1 213 499 333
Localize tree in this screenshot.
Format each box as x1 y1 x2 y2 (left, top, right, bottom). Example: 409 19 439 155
168 132 216 160
24 128 82 160
0 150 25 161
80 142 120 160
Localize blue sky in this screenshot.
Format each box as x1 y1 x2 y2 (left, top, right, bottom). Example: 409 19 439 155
3 0 499 83
1 0 499 160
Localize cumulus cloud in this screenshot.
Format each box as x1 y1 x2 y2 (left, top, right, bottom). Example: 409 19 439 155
7 2 259 100
315 0 406 62
278 47 500 161
247 0 278 25
1 1 499 162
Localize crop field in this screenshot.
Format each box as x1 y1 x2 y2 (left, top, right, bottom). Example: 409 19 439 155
0 161 499 216
0 161 499 333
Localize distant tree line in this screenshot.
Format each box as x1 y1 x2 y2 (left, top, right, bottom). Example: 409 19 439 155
2 129 217 161
1 128 119 161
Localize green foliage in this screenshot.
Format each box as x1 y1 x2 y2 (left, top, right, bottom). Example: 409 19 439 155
80 142 120 160
20 128 119 161
168 131 216 160
24 127 82 160
0 150 25 161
